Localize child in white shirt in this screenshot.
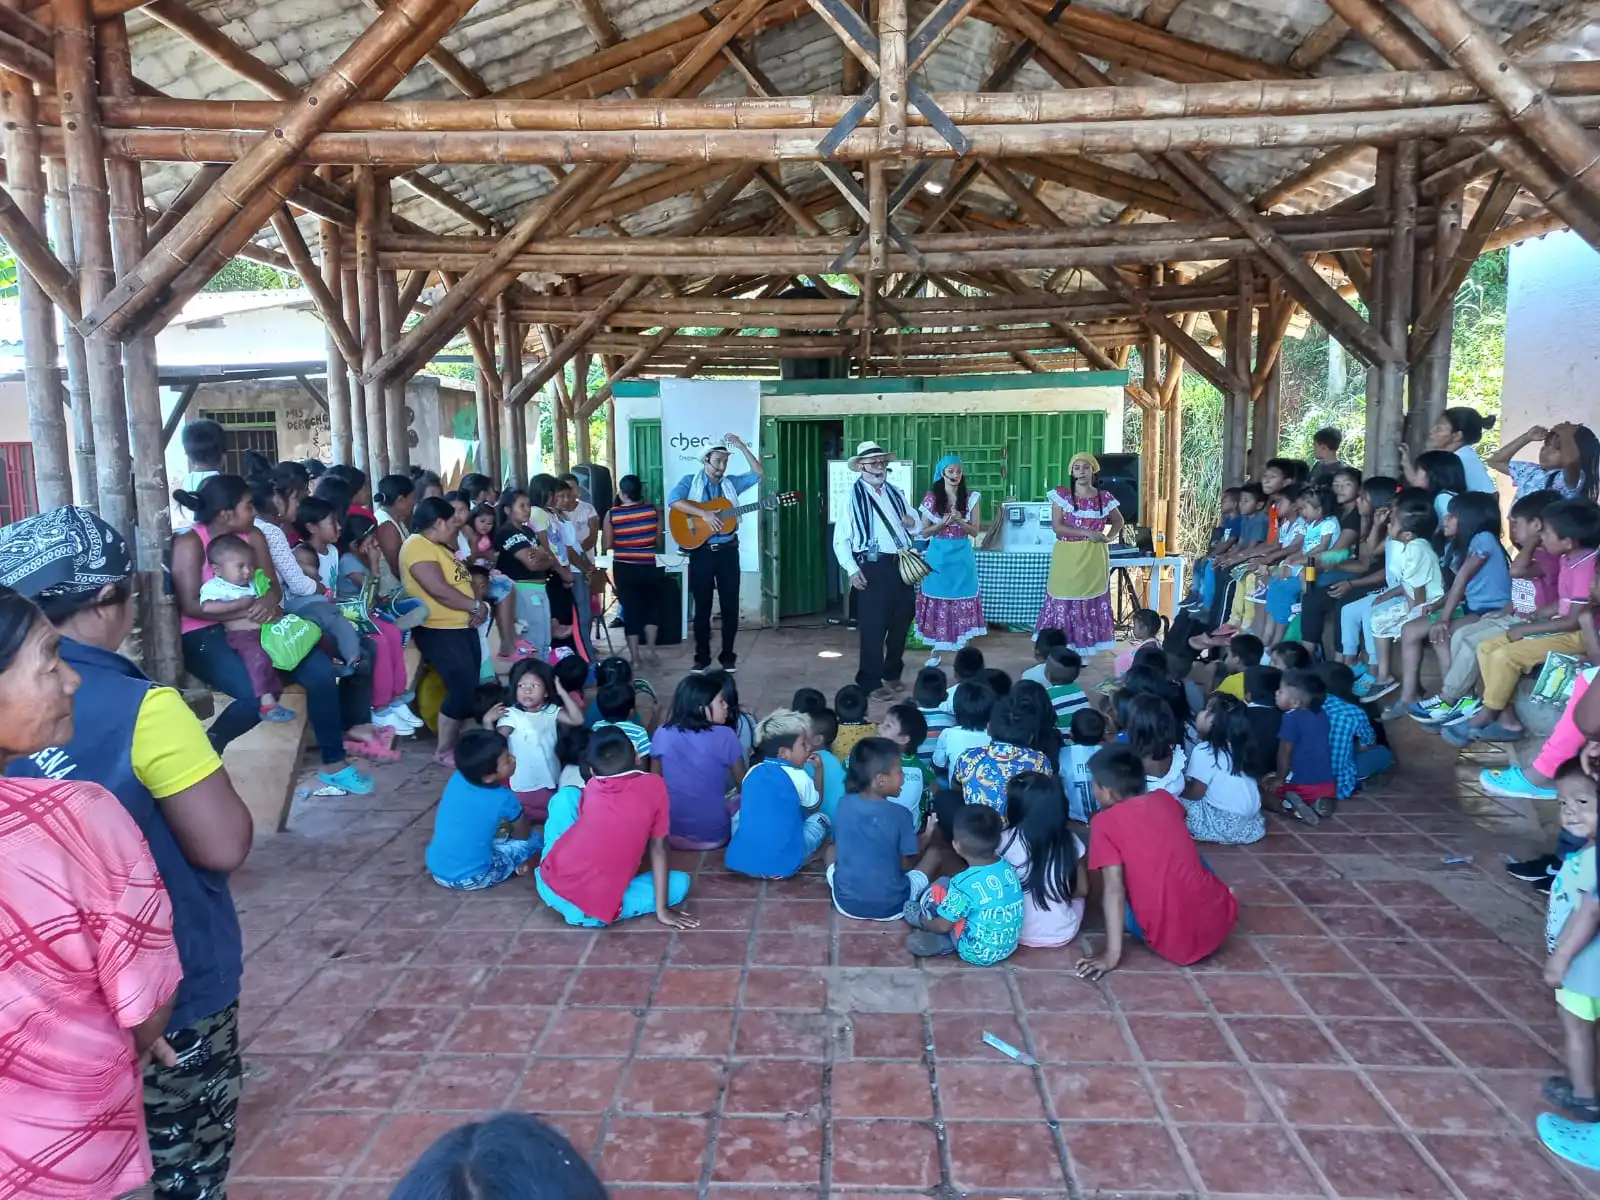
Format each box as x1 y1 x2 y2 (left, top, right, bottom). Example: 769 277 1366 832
489 658 584 821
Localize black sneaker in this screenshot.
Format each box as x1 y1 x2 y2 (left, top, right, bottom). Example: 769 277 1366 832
1505 854 1559 883
1532 875 1556 894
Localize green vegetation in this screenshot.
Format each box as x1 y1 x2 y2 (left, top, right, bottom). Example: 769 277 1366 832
1127 249 1508 557
200 256 302 292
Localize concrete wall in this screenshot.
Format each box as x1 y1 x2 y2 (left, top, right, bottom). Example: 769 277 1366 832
1501 230 1600 440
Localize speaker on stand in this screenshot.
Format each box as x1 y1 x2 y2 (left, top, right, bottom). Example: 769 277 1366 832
1095 453 1146 633
572 463 614 518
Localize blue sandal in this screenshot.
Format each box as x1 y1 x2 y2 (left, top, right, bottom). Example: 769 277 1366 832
317 765 374 795
1539 1112 1600 1166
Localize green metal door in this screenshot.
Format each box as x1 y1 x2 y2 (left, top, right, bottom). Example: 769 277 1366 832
843 411 1104 504
629 418 664 509
765 417 829 617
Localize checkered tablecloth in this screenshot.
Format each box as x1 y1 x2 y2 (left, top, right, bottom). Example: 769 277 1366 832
975 550 1051 628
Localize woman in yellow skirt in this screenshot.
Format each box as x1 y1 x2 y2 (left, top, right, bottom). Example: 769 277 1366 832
1034 452 1124 652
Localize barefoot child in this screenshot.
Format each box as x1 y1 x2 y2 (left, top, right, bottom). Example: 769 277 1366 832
1543 759 1600 1121
825 738 934 920
425 728 541 890
198 534 294 722
1076 746 1238 978
726 710 829 879
905 804 1024 963
535 726 698 928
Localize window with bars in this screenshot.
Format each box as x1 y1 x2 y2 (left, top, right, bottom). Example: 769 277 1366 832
199 410 279 477
0 443 39 525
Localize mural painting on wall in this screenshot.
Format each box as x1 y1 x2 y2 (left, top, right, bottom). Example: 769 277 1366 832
284 405 332 462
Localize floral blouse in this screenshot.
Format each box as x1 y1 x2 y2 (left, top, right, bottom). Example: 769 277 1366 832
1048 487 1119 537
953 741 1051 814
919 491 981 540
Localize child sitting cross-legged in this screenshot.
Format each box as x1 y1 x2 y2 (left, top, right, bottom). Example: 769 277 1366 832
952 691 1052 813
424 728 542 891
904 803 1025 964
1075 745 1239 979
1240 666 1284 779
1061 707 1106 822
913 666 955 761
933 677 995 782
1321 662 1393 798
1181 694 1265 845
1266 668 1338 825
879 703 933 826
940 644 986 713
593 680 655 770
1023 628 1066 685
654 672 748 851
1001 771 1088 948
1114 608 1165 677
1212 632 1263 701
1045 646 1088 728
1121 691 1186 797
825 737 938 921
807 706 846 821
1541 759 1600 1123
726 710 829 880
535 726 698 929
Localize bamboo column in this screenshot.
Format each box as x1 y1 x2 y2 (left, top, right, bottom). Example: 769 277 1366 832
1 71 71 509
1223 265 1253 484
342 256 368 470
573 351 593 465
474 316 497 478
355 167 390 481
100 15 180 683
380 265 409 471
1161 335 1185 551
54 0 132 540
320 220 353 464
501 302 526 483
46 158 94 506
1374 141 1416 475
603 353 619 481
1409 181 1462 445
1138 283 1161 532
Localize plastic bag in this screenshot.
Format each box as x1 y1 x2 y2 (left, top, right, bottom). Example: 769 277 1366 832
251 569 322 670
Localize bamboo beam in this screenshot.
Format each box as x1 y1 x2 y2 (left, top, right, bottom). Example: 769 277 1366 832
1326 0 1600 251
83 0 461 340
1162 151 1397 366
442 272 504 403
879 0 908 151
1251 287 1297 400
1504 0 1600 57
271 206 365 367
355 167 389 481
573 353 593 462
100 14 180 683
1160 317 1187 546
398 266 431 316
319 220 353 465
571 0 619 46
1257 144 1371 212
1288 15 1349 72
361 0 490 96
498 295 523 482
1381 142 1417 472
46 157 94 506
393 169 495 232
1142 0 1183 28
1096 265 1234 397
1223 267 1252 482
365 0 770 387
0 72 70 509
0 26 52 88
0 176 80 323
55 0 131 538
379 261 408 472
1395 0 1600 217
1408 170 1516 362
144 0 288 99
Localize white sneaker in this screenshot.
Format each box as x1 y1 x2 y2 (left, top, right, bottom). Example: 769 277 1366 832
373 707 416 735
391 704 424 729
925 653 942 667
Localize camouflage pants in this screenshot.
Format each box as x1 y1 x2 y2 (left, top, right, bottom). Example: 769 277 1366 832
143 1002 243 1200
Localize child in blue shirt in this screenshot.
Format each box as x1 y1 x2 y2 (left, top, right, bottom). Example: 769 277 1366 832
425 728 542 890
904 804 1024 965
593 680 655 770
727 710 828 879
808 706 847 823
1268 669 1337 826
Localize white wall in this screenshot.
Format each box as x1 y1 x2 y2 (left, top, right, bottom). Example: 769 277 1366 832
1502 231 1600 437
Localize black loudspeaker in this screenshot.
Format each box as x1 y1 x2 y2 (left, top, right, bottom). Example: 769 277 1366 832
1096 453 1140 525
572 463 614 518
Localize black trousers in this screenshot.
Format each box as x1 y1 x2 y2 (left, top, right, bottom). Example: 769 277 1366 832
1299 569 1377 651
687 541 740 667
855 555 915 690
613 559 666 639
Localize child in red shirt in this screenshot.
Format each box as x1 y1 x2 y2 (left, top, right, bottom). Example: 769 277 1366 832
535 726 700 929
1076 746 1238 979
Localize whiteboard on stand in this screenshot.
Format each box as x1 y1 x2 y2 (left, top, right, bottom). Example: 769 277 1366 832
826 459 916 523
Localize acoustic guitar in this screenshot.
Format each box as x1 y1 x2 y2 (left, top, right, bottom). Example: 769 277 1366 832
669 491 802 551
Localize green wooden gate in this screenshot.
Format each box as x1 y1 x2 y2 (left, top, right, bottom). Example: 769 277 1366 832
763 417 830 617
629 418 664 507
843 411 1105 504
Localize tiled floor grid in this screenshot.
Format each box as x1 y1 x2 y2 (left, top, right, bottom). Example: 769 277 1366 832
224 627 1599 1198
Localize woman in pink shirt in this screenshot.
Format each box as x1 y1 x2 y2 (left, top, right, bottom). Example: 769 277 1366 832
0 583 183 1199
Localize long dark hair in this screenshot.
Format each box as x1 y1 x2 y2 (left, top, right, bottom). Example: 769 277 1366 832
1004 771 1079 908
0 586 45 670
1412 450 1467 497
495 488 529 529
529 473 564 510
293 496 337 544
1010 680 1062 765
1446 491 1504 562
930 470 970 518
1122 692 1180 762
1571 425 1600 504
664 671 724 732
339 512 377 554
173 474 251 526
1199 693 1252 776
1441 406 1494 446
411 496 457 534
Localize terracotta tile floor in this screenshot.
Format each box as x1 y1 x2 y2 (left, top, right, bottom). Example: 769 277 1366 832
228 626 1600 1198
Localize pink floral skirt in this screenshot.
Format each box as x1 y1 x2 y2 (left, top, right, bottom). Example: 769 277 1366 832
915 593 986 651
1034 594 1115 653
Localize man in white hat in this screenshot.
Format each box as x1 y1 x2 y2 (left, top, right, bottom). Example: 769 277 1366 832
667 433 763 671
832 441 920 700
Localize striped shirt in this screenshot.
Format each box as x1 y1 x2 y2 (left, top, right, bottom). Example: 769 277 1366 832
609 502 661 563
1047 683 1091 728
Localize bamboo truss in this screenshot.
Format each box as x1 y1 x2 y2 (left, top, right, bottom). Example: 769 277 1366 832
1 0 1594 662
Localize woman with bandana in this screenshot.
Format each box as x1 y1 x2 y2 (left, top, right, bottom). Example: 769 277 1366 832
914 455 986 667
1035 451 1124 653
0 524 201 1200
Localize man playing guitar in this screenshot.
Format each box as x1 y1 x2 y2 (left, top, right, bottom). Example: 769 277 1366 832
667 434 763 671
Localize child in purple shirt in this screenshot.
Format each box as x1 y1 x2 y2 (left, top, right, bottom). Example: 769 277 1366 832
653 673 747 850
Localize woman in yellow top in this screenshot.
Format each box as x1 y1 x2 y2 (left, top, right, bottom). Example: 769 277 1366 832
403 495 490 767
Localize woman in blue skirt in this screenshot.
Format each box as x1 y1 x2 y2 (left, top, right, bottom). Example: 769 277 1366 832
915 456 986 666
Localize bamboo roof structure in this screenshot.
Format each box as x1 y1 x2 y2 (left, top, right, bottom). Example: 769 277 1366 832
7 0 1600 688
